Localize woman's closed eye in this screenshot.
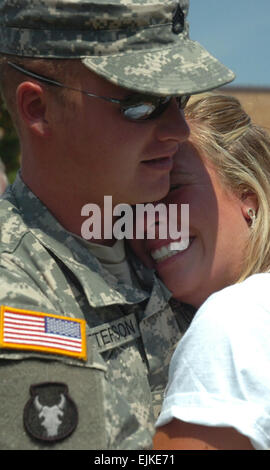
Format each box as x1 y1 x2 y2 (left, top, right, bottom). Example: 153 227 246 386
169 183 184 192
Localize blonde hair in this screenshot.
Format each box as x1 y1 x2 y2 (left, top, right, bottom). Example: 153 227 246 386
185 93 270 281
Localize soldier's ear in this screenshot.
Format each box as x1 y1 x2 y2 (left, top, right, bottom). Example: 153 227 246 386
16 81 51 137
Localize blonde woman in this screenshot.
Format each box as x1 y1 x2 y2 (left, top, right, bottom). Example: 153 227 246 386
131 94 270 449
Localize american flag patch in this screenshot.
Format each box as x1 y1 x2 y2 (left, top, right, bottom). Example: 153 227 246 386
0 306 87 361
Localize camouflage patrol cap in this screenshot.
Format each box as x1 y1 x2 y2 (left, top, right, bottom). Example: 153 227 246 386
0 0 235 96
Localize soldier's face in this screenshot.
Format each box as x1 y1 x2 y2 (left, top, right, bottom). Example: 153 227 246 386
52 64 190 207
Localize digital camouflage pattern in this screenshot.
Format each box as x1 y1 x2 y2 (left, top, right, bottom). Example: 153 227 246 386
0 0 223 450
0 173 194 449
0 0 235 95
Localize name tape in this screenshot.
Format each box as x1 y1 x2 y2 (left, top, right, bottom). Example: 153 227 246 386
89 313 140 353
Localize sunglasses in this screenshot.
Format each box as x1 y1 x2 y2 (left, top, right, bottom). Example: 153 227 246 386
8 61 190 122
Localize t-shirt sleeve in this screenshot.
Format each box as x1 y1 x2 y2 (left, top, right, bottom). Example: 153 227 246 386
155 276 270 449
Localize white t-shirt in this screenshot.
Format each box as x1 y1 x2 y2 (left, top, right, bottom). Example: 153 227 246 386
155 273 270 449
69 234 135 286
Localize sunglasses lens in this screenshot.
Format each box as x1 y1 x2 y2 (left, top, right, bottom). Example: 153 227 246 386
124 103 156 120
177 95 190 109
123 95 190 121
123 96 171 121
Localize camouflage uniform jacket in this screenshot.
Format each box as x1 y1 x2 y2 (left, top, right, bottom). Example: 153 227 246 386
0 173 184 450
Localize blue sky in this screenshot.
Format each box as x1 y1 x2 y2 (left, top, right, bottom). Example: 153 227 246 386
188 0 270 87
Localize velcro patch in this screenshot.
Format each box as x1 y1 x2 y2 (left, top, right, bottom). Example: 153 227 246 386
24 382 78 442
0 305 87 361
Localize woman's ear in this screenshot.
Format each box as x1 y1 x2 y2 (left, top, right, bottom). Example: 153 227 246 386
16 81 51 137
241 192 258 226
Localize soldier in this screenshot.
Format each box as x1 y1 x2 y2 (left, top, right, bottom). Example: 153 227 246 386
0 0 234 450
